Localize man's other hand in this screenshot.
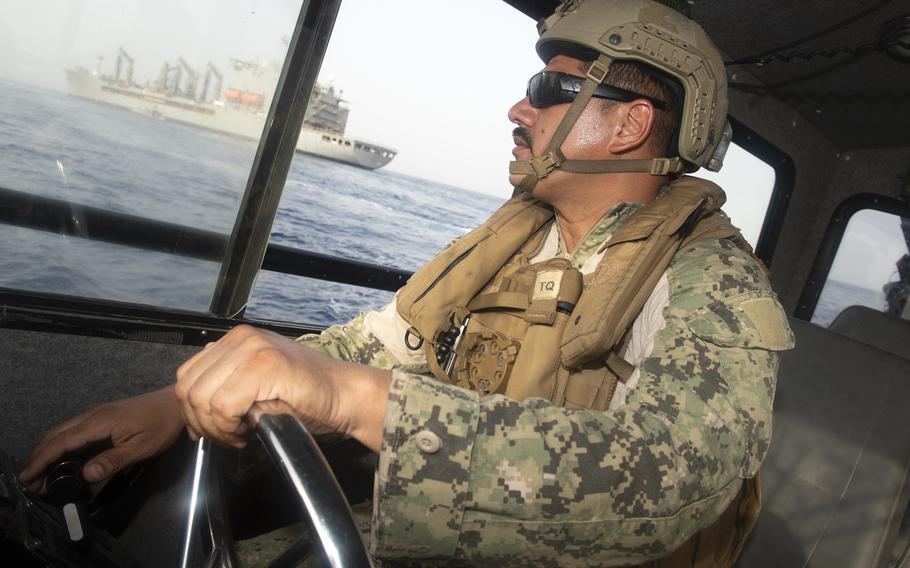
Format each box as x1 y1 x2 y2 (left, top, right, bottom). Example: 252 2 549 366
20 386 184 490
175 325 390 453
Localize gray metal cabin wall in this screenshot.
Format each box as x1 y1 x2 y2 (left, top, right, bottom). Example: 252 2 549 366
726 68 840 312
0 328 198 461
792 147 910 301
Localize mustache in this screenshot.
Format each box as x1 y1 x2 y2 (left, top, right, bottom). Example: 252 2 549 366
512 126 532 148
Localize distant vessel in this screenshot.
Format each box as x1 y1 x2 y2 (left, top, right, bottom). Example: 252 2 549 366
65 49 396 170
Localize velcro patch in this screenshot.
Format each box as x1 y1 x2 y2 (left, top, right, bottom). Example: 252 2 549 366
532 269 563 301
740 297 795 350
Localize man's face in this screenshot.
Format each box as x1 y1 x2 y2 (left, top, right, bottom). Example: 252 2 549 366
508 54 620 197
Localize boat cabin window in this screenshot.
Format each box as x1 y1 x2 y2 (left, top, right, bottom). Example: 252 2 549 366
0 0 303 312
0 0 789 329
812 208 910 326
694 142 777 248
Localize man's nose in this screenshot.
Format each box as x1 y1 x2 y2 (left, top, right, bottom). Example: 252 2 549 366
508 96 536 128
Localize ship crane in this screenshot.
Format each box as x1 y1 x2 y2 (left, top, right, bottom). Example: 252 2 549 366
176 57 198 99
113 47 135 87
159 58 199 99
169 64 181 96
200 63 223 103
156 63 170 93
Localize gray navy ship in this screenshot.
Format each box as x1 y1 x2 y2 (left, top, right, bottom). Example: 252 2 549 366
65 49 397 170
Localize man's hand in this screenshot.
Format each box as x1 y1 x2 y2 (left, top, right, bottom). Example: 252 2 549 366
175 325 390 453
20 386 184 490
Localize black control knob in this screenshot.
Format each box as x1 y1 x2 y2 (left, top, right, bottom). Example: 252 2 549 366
46 459 89 544
47 460 84 504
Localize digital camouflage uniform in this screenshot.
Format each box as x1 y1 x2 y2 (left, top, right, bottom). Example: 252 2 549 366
237 198 793 567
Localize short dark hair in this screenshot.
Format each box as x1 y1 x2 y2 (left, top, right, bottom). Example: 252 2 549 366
577 59 680 156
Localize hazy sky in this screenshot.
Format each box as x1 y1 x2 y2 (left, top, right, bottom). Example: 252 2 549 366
1 0 772 240
318 0 540 197
0 0 302 83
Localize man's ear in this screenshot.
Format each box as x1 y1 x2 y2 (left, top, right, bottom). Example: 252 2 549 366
607 100 657 155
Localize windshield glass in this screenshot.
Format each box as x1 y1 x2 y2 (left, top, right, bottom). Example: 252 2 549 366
245 0 541 325
0 0 302 311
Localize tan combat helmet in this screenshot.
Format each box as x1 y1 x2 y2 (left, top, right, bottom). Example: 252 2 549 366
510 0 732 194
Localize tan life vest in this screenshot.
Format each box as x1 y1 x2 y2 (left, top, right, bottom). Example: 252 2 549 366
397 176 752 401
396 175 763 567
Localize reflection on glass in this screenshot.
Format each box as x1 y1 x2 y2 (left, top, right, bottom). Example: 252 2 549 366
813 210 910 327
0 0 301 310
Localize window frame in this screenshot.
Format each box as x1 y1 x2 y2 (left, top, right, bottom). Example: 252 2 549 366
209 0 343 317
727 116 795 266
794 193 910 321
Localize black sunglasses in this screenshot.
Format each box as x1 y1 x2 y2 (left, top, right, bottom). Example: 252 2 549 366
526 71 668 111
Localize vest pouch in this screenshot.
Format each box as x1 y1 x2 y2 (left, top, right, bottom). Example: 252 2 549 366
504 309 574 401
456 305 575 401
507 258 583 400
453 258 583 400
448 253 541 394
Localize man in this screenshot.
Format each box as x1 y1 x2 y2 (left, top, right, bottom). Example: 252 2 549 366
22 1 793 565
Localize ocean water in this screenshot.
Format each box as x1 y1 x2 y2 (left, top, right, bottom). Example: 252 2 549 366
0 79 505 326
812 278 889 328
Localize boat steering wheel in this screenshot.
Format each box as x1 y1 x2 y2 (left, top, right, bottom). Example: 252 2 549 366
178 408 372 568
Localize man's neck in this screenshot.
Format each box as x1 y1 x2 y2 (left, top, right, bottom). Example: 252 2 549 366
551 174 663 253
556 203 621 254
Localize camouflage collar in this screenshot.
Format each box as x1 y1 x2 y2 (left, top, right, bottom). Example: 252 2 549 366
555 201 646 269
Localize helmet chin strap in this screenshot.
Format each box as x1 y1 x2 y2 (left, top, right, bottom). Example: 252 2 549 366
509 55 684 195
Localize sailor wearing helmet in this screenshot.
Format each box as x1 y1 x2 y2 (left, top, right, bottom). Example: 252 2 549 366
24 1 793 565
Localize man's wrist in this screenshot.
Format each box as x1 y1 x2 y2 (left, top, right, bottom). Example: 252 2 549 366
339 362 391 453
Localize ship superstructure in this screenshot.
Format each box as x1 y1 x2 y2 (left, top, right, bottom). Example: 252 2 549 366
65 50 396 170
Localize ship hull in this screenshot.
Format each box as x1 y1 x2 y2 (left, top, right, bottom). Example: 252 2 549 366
296 130 395 170
64 68 395 170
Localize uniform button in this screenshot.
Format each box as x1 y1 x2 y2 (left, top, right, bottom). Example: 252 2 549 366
414 430 442 454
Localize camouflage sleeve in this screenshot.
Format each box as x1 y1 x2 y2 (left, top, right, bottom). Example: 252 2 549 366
295 310 402 369
370 239 793 566
295 298 429 372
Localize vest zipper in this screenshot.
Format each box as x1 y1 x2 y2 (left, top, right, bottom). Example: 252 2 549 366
413 244 477 303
